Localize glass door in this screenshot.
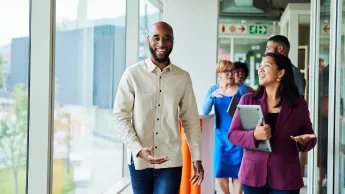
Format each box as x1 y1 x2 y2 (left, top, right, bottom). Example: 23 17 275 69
313 0 331 193
335 0 345 193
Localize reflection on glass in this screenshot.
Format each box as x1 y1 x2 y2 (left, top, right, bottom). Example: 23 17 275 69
139 0 161 61
316 1 330 193
53 0 126 193
0 1 30 194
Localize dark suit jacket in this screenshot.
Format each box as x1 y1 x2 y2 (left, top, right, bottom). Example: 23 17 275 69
292 64 306 97
228 92 316 190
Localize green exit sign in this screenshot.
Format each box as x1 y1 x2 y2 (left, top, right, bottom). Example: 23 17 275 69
249 25 268 35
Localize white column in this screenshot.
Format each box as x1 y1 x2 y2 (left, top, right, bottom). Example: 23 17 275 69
327 0 341 192
333 1 344 193
123 0 140 177
77 0 88 28
280 21 288 37
307 1 319 194
77 0 94 106
148 0 163 10
164 1 219 193
230 37 234 61
288 12 299 66
163 0 219 112
126 0 139 67
27 0 55 193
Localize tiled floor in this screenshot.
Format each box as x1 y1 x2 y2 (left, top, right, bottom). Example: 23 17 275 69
120 178 310 194
214 185 307 194
214 179 308 194
120 184 307 194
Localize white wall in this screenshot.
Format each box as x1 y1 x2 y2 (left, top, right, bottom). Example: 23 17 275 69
163 0 219 113
280 3 311 67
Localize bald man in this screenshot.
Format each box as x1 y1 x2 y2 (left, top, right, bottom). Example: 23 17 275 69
113 22 204 194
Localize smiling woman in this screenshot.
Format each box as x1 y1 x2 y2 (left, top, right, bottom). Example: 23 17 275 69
228 53 316 194
256 53 300 108
202 60 248 194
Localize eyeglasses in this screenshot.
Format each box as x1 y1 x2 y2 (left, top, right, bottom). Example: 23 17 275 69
222 69 236 74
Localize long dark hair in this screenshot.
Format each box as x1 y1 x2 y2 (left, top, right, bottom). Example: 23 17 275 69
253 53 300 108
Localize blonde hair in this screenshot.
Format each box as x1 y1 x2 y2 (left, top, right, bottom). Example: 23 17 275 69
216 60 233 74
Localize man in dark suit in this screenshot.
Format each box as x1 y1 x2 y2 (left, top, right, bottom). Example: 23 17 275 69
265 35 306 98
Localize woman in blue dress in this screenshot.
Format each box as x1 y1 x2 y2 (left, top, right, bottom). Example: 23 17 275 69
202 60 248 194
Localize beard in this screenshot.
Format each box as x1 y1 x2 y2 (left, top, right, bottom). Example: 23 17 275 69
149 45 173 63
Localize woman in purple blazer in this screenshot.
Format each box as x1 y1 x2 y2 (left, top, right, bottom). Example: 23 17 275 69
228 53 316 194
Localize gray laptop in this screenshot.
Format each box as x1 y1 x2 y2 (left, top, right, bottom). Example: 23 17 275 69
237 105 272 153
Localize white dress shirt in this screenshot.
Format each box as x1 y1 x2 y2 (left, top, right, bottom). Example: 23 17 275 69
113 58 202 170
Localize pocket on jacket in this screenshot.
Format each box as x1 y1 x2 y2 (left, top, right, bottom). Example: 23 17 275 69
272 161 301 185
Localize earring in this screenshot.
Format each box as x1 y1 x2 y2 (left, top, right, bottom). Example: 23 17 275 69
277 77 281 82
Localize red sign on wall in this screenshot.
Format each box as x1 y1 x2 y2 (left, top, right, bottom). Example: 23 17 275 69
219 24 247 34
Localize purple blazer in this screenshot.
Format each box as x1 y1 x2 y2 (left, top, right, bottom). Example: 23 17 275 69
228 93 316 190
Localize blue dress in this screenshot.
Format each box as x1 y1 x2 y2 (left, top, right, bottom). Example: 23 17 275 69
202 84 248 178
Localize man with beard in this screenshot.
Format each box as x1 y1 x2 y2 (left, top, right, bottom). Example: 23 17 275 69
113 21 204 194
265 35 306 98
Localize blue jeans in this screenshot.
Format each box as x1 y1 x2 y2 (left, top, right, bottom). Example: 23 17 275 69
128 163 182 194
242 184 300 194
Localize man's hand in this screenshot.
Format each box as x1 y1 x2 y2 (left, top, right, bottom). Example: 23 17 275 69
137 147 169 164
290 134 316 147
189 160 204 186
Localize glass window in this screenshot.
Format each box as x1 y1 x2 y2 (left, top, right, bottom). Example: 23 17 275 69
52 0 126 193
315 1 331 193
218 38 231 62
217 38 231 85
0 1 30 194
139 0 161 61
336 0 345 192
297 15 311 192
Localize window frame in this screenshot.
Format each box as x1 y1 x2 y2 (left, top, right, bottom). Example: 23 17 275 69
27 0 139 193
